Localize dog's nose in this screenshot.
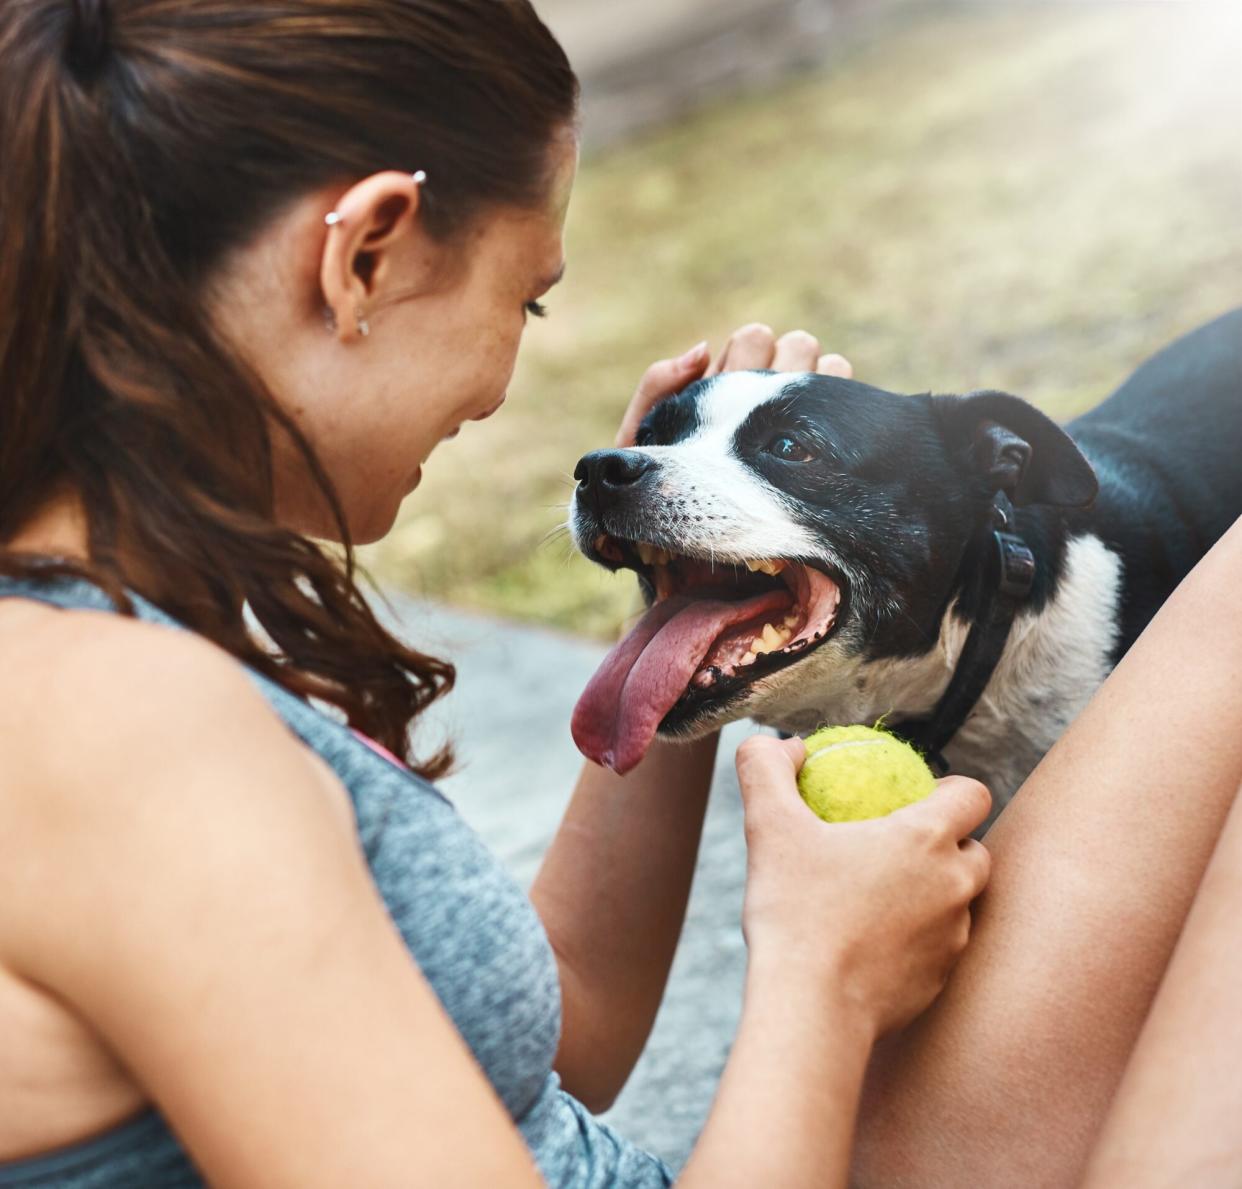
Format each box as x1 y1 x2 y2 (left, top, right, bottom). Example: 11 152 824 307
574 449 656 492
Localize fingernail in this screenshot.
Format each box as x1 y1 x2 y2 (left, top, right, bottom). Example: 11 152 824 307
678 341 709 367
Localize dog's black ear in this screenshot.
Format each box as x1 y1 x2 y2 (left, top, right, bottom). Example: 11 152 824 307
933 390 1098 509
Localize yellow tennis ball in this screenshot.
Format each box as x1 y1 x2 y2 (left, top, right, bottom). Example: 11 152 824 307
796 725 937 823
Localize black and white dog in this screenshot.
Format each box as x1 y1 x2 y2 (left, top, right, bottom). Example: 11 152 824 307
569 309 1242 806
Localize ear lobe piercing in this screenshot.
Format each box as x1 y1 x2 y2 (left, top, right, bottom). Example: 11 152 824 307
321 304 369 340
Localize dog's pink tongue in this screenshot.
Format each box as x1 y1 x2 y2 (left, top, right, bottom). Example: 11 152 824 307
572 590 791 774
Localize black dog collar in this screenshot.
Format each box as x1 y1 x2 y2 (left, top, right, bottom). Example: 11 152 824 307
891 493 1037 774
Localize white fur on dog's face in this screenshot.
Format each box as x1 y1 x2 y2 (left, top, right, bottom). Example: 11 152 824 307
569 372 875 734
578 372 865 579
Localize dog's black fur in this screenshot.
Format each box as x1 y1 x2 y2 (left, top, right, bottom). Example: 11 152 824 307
571 309 1242 798
1062 308 1242 656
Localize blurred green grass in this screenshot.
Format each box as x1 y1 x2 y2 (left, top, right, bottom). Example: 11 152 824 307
364 1 1242 639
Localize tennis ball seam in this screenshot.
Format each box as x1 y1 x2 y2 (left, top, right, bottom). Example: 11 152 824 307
804 738 889 764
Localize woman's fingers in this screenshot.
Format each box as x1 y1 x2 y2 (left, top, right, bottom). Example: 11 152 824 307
771 330 822 373
707 323 777 375
614 341 709 447
619 328 854 446
901 776 994 842
708 325 852 378
817 352 854 378
735 735 807 806
958 837 993 895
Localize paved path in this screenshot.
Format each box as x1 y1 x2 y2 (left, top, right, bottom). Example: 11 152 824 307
384 595 756 1170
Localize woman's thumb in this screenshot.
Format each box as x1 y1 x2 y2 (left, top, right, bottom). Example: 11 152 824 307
735 734 807 810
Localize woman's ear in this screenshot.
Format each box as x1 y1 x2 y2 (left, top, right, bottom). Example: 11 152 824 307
319 170 427 343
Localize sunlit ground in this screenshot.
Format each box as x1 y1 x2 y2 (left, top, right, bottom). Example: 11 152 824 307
364 0 1242 638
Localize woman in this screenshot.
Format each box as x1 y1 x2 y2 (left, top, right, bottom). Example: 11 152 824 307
0 2 990 1185
0 2 1238 1187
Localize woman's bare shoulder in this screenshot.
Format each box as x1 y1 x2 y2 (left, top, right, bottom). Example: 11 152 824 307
0 596 257 699
0 598 364 975
0 600 287 785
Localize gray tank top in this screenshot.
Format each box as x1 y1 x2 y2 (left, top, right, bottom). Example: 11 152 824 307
0 577 673 1188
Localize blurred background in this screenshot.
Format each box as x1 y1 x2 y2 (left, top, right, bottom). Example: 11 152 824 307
364 0 1242 641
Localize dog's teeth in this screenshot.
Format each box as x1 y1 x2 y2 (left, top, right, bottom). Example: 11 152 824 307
740 651 757 666
761 623 785 651
782 613 799 629
636 544 673 566
636 543 671 566
750 621 793 656
743 559 787 576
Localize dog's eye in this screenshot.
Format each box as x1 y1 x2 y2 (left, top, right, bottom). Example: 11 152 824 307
766 434 814 462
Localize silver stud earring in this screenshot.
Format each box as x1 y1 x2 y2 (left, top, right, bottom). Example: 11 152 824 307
322 305 338 333
324 210 344 227
356 307 371 338
412 170 427 186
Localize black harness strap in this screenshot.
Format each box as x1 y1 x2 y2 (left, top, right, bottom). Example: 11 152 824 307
891 493 1037 774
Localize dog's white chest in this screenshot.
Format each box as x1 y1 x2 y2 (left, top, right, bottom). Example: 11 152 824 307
757 534 1124 805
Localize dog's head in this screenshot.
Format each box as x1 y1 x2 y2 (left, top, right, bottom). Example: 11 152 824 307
569 371 1097 773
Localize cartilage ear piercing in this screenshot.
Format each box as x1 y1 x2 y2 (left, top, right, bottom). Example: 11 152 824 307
412 170 427 186
324 210 344 227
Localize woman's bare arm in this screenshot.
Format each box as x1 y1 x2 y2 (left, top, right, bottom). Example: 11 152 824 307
854 514 1242 1188
1080 775 1242 1186
533 735 719 1112
0 614 545 1188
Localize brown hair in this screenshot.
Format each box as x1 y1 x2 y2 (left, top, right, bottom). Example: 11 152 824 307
0 0 578 776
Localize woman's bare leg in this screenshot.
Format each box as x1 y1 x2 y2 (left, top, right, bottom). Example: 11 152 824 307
1080 776 1242 1187
853 515 1242 1188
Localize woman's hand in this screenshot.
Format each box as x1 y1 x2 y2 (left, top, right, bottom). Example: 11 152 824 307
736 735 992 1039
615 324 855 447
682 734 989 1188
